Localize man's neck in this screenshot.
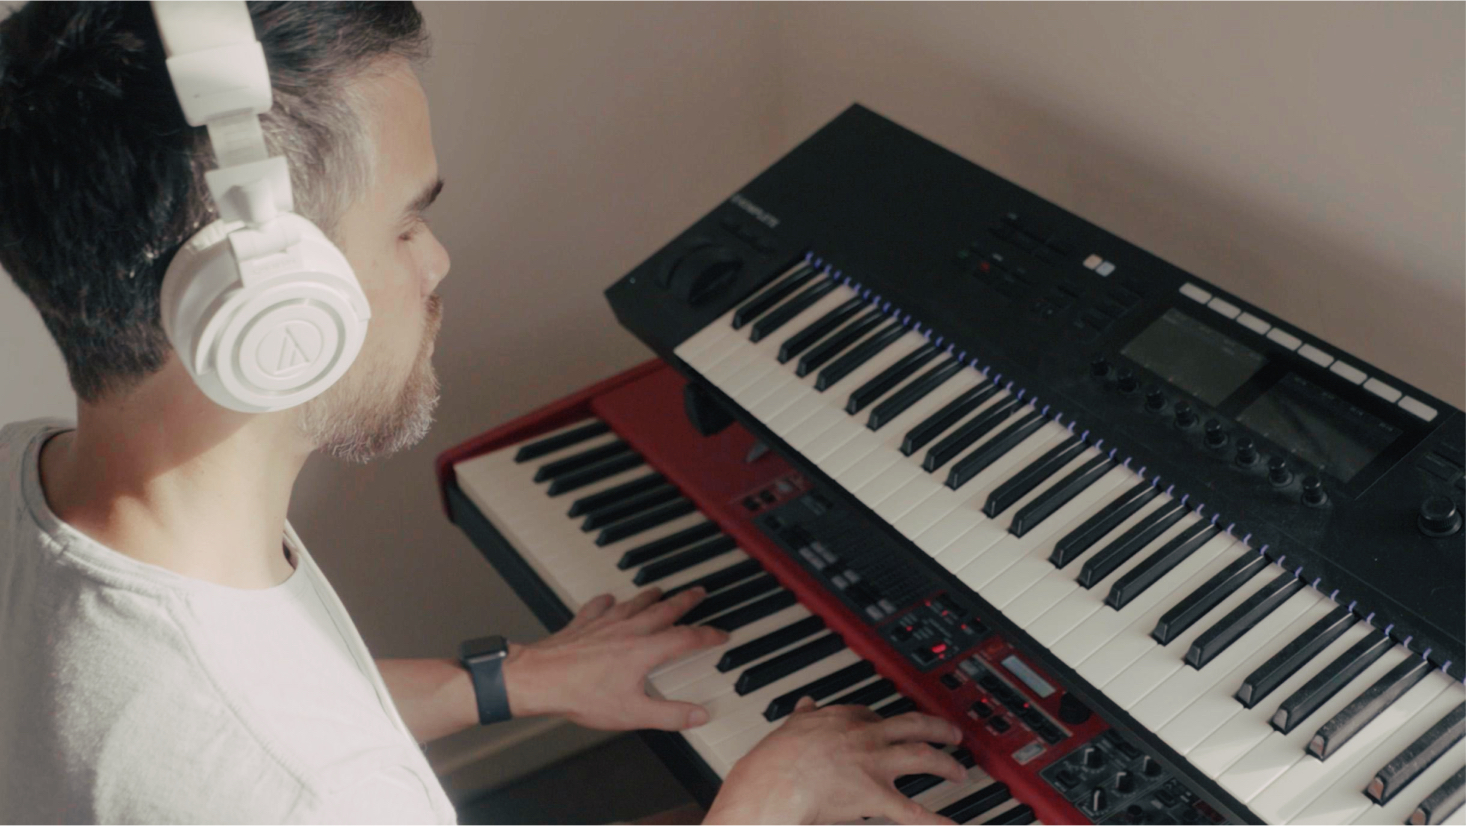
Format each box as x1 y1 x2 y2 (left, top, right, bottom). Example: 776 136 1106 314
38 367 310 590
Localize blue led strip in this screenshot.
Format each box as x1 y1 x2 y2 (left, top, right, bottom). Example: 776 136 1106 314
795 251 1456 679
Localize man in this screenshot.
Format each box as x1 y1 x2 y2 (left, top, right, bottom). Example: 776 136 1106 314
0 2 966 823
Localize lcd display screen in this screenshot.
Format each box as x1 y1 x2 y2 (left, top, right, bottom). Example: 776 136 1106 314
1121 309 1267 405
1237 373 1400 483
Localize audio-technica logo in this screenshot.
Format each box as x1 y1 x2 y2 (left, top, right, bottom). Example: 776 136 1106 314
258 321 322 378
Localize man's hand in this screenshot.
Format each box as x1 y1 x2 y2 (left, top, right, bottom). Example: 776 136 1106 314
705 698 968 825
502 587 729 731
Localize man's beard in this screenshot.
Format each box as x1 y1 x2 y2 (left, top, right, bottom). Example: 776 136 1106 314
297 294 443 463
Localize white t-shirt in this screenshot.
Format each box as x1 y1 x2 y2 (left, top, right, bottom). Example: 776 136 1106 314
0 419 457 824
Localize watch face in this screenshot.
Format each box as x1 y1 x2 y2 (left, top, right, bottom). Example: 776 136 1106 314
461 635 508 662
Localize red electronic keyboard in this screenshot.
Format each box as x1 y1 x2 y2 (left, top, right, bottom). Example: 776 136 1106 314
437 360 1228 825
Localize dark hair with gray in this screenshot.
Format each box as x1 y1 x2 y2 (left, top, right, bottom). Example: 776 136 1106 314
0 1 429 402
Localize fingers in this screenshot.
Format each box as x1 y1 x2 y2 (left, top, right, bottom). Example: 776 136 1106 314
648 624 729 664
605 587 663 621
876 790 955 826
624 586 708 634
792 696 818 715
880 743 967 784
879 711 963 746
568 593 615 630
635 698 713 731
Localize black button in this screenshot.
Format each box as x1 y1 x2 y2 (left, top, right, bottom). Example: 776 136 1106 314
743 497 760 511
940 673 963 690
971 700 994 718
988 717 1011 733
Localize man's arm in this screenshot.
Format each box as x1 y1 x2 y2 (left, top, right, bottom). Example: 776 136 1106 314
375 657 479 743
376 587 726 744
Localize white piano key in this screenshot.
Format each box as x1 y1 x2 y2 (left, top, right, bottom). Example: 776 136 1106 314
1064 534 1249 683
1155 595 1340 756
648 603 812 690
765 391 830 437
709 674 890 767
1248 673 1455 823
659 622 835 707
1189 620 1376 778
1099 551 1278 709
739 368 805 413
1132 587 1326 731
978 466 1135 609
1217 644 1415 802
691 647 865 745
1030 496 1197 653
820 372 983 479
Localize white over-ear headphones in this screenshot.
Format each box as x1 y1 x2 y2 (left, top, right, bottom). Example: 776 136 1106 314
152 1 370 413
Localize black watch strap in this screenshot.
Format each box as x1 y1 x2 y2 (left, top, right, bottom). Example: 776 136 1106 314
459 636 512 725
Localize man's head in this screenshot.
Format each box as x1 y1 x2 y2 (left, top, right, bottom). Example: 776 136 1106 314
0 1 450 462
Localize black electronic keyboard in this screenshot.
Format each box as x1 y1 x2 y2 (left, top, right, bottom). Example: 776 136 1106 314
593 104 1466 824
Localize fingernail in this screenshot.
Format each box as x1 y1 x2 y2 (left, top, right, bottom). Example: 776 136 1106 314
689 708 709 727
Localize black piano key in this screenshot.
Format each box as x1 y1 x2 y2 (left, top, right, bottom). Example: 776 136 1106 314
894 749 973 798
937 784 1012 823
1010 454 1115 538
1411 766 1464 825
875 697 918 719
868 357 965 431
1185 571 1304 668
1050 481 1161 568
764 661 878 721
845 343 940 415
514 421 610 463
1154 553 1270 646
815 322 906 391
902 383 1000 457
797 309 885 377
597 498 698 546
1308 655 1433 760
824 677 897 708
779 297 865 364
632 534 738 584
617 521 722 569
718 615 825 672
749 278 837 343
895 772 947 799
534 440 633 483
707 590 799 632
664 558 764 599
546 452 645 496
987 803 1036 824
923 396 1019 472
982 436 1087 518
1106 520 1219 610
1076 499 1187 589
579 483 680 531
678 574 780 625
945 410 1047 490
732 264 818 329
567 472 665 517
1272 629 1393 734
735 632 846 695
1236 605 1358 708
1369 704 1466 804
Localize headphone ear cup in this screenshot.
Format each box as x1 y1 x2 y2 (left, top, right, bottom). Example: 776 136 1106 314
161 215 371 413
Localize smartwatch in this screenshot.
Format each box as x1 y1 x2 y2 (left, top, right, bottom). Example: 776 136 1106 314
459 635 513 725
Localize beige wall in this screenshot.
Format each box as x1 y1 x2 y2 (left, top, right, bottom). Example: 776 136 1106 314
773 1 1465 405
2 0 1462 797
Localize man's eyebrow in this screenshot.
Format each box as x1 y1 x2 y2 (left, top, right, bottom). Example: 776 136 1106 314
402 177 445 220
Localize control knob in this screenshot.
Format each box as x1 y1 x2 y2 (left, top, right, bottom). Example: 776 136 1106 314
664 243 744 305
1115 770 1135 793
1204 419 1227 450
1418 496 1462 538
1173 402 1197 429
1268 456 1293 487
1144 387 1166 412
1089 788 1109 812
1116 371 1139 396
1301 475 1327 507
1090 357 1112 378
1058 693 1093 725
1141 755 1163 777
1083 747 1104 769
1234 438 1259 468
